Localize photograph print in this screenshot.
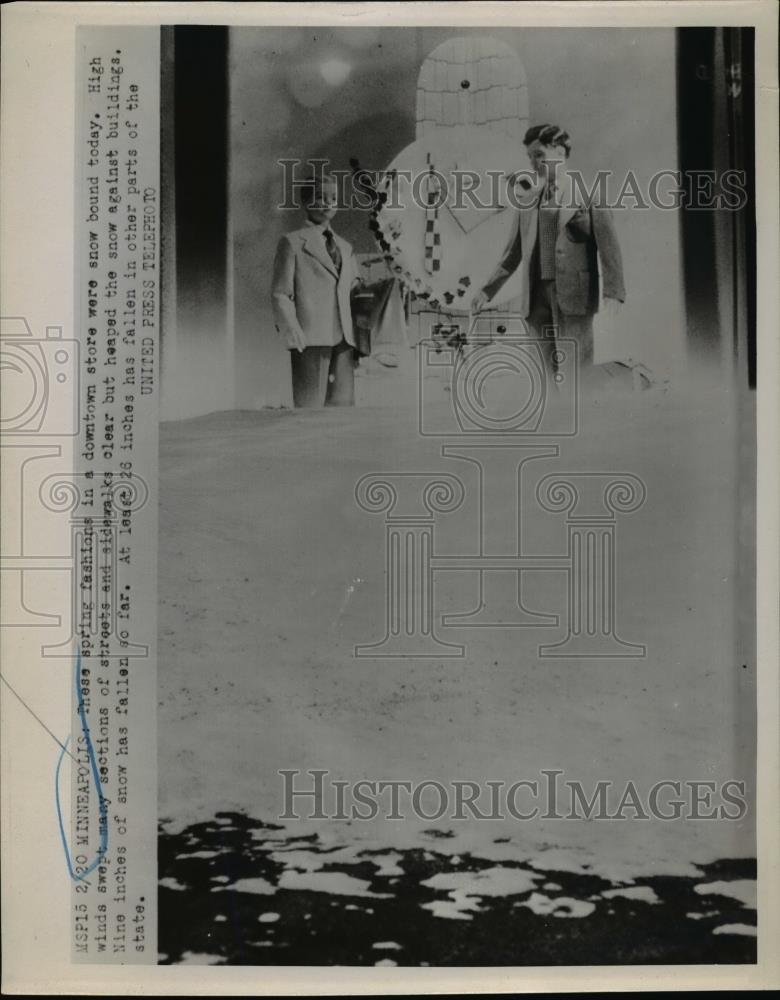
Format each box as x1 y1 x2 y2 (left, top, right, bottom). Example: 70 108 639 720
155 22 758 967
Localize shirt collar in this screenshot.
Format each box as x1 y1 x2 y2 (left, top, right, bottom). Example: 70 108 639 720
304 219 335 236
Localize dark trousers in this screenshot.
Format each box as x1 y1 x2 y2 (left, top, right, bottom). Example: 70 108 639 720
527 280 638 390
290 338 356 408
527 278 595 375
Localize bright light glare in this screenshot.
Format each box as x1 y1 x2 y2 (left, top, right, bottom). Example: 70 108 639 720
320 59 351 86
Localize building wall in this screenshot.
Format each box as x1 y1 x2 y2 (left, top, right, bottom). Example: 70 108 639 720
161 27 233 421
163 26 684 417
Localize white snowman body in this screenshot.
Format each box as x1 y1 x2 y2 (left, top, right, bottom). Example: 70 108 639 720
373 37 537 323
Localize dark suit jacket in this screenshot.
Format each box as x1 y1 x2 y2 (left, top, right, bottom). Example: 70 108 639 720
555 204 626 315
484 180 626 317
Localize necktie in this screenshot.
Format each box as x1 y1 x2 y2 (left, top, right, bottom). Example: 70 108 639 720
323 229 342 272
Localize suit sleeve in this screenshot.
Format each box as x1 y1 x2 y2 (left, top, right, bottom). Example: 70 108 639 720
271 236 306 347
483 262 513 302
591 207 626 303
483 211 524 300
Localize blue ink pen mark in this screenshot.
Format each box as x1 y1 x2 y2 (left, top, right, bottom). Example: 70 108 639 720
55 652 109 881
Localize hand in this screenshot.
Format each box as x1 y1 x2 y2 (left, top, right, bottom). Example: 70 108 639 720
601 297 624 317
287 329 307 353
471 290 490 313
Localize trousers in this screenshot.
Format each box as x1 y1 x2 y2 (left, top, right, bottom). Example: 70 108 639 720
527 278 595 375
290 338 356 408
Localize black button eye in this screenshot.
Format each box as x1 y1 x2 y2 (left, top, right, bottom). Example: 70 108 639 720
460 79 471 89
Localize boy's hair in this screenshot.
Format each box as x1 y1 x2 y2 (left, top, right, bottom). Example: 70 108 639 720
299 173 339 209
523 124 572 157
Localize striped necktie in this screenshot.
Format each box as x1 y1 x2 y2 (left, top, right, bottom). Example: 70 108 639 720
323 229 342 272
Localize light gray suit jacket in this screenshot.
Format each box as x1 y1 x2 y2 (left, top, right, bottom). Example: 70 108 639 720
486 179 626 318
271 222 358 349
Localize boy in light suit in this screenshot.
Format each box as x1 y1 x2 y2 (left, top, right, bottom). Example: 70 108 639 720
272 174 360 407
472 124 626 380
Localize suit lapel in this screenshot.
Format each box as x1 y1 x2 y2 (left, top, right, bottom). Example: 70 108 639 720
302 231 339 278
334 234 350 286
556 173 585 234
521 198 539 251
557 205 579 235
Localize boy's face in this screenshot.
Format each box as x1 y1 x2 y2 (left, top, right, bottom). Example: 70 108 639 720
305 183 338 225
526 139 568 185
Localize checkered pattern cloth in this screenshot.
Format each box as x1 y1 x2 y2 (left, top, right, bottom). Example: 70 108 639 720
423 157 442 274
